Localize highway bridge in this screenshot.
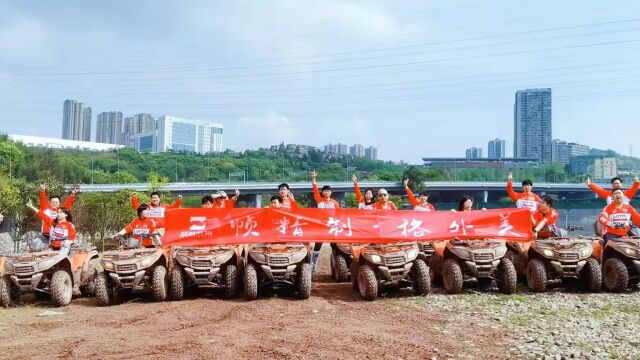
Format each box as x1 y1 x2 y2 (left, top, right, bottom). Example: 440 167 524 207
70 181 604 206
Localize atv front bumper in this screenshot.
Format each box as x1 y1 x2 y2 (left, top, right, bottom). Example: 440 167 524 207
108 270 149 290
463 259 500 278
10 273 45 292
376 263 413 282
183 266 224 287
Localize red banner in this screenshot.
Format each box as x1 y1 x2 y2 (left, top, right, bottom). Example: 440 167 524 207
162 208 533 246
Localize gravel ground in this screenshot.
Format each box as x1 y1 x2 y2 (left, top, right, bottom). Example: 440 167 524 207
394 283 640 359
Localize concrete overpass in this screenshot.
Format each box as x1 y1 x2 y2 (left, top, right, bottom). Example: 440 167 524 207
69 181 603 206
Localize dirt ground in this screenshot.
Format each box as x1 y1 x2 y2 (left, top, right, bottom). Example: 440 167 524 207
0 251 515 360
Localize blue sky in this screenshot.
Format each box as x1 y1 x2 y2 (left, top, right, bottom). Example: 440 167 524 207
0 0 639 163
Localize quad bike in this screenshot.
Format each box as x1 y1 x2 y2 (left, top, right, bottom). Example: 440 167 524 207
592 236 640 292
350 242 430 301
169 245 243 300
512 237 601 292
243 242 313 300
0 241 99 307
95 235 170 306
330 243 352 282
431 238 516 294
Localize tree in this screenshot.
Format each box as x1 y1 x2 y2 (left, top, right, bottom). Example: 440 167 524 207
402 166 430 193
74 190 135 250
0 141 25 177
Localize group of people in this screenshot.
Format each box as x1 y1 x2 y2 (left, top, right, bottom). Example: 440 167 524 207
22 171 640 258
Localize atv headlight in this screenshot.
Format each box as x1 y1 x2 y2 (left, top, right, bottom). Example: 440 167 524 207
103 261 114 271
363 254 383 264
250 252 267 264
139 256 156 269
407 248 419 261
623 247 636 257
542 249 554 257
291 251 307 263
580 247 592 258
495 245 507 258
37 258 60 271
4 261 12 272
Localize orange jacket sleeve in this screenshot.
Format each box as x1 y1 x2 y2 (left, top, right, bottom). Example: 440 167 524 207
354 182 364 204
405 187 419 207
124 219 134 234
225 199 236 208
588 183 609 201
168 197 182 209
506 181 519 202
290 198 299 209
599 206 610 226
62 193 76 209
624 181 640 200
312 183 323 204
68 223 77 241
131 194 140 210
39 189 48 211
36 210 53 227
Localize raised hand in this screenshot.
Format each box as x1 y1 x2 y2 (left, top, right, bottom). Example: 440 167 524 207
352 174 357 182
403 179 409 188
39 184 46 191
507 172 513 181
585 177 591 186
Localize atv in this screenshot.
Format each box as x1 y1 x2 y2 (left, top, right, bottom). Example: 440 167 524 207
0 243 99 307
95 235 170 306
330 243 352 282
593 236 640 292
431 238 516 294
350 242 430 301
169 245 243 300
518 237 601 292
243 242 313 300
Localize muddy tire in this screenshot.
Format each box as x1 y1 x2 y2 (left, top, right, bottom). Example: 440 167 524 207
496 258 517 294
224 264 239 299
0 275 19 307
81 258 100 297
527 259 547 292
581 257 602 292
411 259 431 295
443 259 463 294
151 265 168 302
334 254 350 283
95 271 113 306
357 265 378 301
603 258 628 292
297 262 312 300
244 263 258 301
169 265 185 301
51 270 73 307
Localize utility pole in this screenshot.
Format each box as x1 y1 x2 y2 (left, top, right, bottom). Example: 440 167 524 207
175 156 178 182
8 153 11 179
116 149 120 183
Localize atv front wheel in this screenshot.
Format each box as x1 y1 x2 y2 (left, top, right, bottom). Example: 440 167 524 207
443 259 463 294
81 258 100 297
95 271 113 306
527 259 547 292
169 265 185 301
244 263 258 301
411 259 431 295
603 258 629 292
495 258 517 294
297 262 312 299
51 270 73 307
581 257 602 292
357 265 378 301
0 275 19 307
224 264 239 299
151 265 168 301
333 254 350 283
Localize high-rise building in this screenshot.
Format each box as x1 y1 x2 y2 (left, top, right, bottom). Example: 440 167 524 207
349 144 364 157
465 147 483 159
156 115 223 154
594 158 617 180
364 146 378 160
96 111 123 145
514 88 552 162
337 143 348 156
551 139 570 164
62 100 91 142
488 138 505 159
122 113 156 145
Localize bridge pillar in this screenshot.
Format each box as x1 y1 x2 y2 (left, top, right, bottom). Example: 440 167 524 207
483 190 488 204
255 194 262 208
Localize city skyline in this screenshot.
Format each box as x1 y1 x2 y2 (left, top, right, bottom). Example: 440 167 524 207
1 1 639 162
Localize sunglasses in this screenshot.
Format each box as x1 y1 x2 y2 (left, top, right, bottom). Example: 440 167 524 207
378 193 388 197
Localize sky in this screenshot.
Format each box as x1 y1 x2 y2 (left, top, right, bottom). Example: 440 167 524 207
0 0 639 163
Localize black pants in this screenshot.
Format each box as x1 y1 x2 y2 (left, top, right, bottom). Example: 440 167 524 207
314 243 323 251
602 233 620 246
